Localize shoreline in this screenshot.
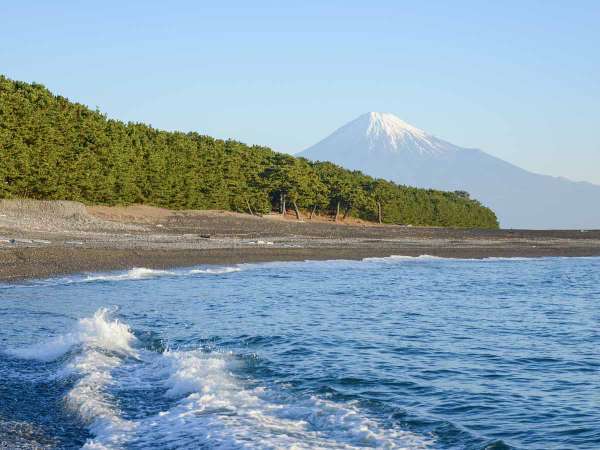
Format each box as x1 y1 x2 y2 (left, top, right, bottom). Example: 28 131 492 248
3 244 600 283
2 200 600 282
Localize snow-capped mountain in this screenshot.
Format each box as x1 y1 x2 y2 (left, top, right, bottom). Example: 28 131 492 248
300 112 600 229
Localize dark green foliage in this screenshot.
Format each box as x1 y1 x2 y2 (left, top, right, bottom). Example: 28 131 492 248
0 75 499 228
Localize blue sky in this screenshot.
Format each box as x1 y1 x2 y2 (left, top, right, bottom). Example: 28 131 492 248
2 1 599 184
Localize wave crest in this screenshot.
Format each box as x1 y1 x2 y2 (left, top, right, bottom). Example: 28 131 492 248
8 309 431 449
189 266 241 275
7 308 136 362
8 308 138 448
85 268 175 282
362 254 442 263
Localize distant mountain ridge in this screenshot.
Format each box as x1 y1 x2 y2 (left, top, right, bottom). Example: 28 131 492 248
300 112 600 229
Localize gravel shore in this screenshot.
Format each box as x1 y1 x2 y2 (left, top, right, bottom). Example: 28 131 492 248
2 200 599 282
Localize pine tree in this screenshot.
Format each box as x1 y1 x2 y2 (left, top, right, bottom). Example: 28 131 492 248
0 74 499 229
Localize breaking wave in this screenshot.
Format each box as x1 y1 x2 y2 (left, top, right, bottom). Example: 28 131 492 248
7 309 431 449
361 254 560 263
81 266 242 283
85 268 176 282
8 308 138 448
189 266 242 275
6 256 583 290
126 350 431 449
362 254 442 263
7 308 136 362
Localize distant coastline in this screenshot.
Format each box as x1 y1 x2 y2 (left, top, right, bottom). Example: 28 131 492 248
2 200 599 282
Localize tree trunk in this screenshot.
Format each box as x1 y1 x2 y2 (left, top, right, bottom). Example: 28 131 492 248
280 192 286 215
309 205 317 219
334 201 340 222
246 198 254 216
292 200 301 220
377 201 382 224
343 206 351 220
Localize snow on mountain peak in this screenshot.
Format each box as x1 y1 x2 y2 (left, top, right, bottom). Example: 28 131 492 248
361 112 447 155
366 112 426 139
301 112 454 161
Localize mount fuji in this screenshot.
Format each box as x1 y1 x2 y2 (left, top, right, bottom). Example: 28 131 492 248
299 112 600 229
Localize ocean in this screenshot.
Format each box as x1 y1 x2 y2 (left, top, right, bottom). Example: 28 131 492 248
1 256 599 449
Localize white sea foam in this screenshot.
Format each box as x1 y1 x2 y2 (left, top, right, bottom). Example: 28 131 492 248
59 309 138 449
83 266 241 282
7 308 136 362
189 266 242 275
8 309 138 448
85 267 176 282
481 256 539 261
61 308 138 449
362 254 442 263
362 255 546 263
126 350 431 449
8 333 80 362
9 309 431 448
68 348 136 449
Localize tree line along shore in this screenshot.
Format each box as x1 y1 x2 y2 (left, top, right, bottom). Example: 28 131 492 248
0 75 498 228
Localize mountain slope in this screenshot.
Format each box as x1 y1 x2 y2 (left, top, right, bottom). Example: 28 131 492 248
300 113 600 229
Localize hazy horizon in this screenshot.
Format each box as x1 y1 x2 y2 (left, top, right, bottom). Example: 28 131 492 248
2 1 599 184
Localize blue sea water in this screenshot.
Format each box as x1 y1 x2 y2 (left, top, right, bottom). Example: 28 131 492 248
1 256 599 449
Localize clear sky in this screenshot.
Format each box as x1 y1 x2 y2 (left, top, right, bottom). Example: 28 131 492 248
2 1 599 184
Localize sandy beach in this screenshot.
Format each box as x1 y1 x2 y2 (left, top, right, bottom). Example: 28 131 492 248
1 199 600 282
